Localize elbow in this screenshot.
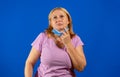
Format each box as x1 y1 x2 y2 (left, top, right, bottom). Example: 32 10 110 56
25 60 34 68
24 60 34 71
77 61 87 72
24 60 33 73
24 60 33 77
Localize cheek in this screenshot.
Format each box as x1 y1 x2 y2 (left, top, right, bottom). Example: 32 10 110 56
51 20 56 25
50 21 56 28
64 17 69 24
50 20 54 26
65 19 69 25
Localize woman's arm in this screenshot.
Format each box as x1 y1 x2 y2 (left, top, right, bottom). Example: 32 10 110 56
24 47 41 77
65 42 86 71
60 29 86 71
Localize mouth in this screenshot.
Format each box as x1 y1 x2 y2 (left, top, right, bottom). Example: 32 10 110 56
57 23 63 26
55 22 64 31
56 21 63 25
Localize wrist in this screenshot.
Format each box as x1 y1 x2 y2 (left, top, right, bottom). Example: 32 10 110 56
65 41 72 48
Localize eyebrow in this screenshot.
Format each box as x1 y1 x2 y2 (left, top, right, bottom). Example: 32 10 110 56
52 14 65 17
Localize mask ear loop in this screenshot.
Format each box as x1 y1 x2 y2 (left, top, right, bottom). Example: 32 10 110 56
64 26 69 32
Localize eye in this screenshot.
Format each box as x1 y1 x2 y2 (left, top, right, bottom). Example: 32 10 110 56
53 16 57 19
60 15 64 18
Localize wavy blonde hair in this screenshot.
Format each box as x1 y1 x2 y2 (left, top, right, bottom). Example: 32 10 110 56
45 7 75 38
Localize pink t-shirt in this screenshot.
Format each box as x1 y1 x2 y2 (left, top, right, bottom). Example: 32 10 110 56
31 32 84 77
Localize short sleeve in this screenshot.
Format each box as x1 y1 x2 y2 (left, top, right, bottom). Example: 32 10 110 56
31 32 45 52
72 35 84 48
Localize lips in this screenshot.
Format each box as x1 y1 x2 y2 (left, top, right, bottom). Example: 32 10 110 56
57 22 63 26
57 23 63 26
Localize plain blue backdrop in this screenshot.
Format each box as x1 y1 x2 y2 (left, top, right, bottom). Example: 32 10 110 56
0 0 120 77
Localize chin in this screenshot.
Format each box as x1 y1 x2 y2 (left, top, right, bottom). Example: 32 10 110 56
58 27 64 31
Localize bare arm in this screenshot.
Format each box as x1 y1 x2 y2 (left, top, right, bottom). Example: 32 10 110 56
24 47 41 77
65 42 86 71
60 29 86 71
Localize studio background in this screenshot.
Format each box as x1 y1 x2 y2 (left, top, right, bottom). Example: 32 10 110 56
0 0 120 77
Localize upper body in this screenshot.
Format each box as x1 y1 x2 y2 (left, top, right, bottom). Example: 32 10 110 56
31 32 84 77
25 7 86 77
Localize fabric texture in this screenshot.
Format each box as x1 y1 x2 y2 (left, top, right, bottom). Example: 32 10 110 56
31 32 84 77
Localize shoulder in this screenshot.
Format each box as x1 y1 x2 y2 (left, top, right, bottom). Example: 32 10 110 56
32 32 47 42
72 34 84 45
37 32 47 38
72 34 81 40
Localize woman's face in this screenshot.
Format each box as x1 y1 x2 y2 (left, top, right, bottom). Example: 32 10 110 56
50 9 69 31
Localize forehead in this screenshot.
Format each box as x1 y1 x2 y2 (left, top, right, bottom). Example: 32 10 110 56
51 9 67 16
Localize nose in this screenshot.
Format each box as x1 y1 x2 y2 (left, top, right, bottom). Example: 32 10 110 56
56 17 62 22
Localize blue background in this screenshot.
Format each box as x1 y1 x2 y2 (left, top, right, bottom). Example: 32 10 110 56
0 0 120 77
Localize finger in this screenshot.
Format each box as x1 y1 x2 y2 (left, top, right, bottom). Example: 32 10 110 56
66 30 69 34
62 31 67 35
64 27 67 33
60 35 64 40
64 27 70 34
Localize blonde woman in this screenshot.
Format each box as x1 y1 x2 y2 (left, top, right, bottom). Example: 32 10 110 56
24 7 86 77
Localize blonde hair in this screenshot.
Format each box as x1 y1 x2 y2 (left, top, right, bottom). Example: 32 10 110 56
45 7 75 38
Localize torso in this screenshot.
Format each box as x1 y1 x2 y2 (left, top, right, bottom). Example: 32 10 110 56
38 33 75 77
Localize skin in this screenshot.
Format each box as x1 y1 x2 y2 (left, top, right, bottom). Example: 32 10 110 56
50 10 86 71
50 9 69 31
24 9 86 77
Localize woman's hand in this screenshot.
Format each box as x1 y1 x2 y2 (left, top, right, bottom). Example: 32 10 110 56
60 27 71 45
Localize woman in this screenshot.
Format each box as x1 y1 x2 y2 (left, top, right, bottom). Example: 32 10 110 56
24 7 86 77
